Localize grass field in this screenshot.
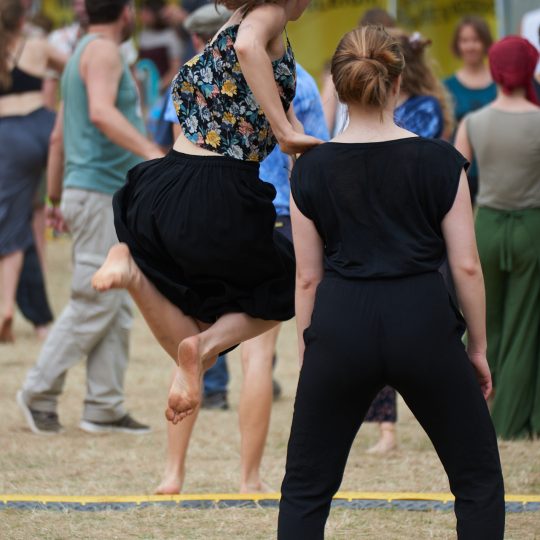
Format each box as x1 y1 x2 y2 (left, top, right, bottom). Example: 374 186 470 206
1 238 539 539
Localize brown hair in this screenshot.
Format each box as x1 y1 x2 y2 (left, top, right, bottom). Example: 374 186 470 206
216 0 275 12
331 25 404 112
358 8 396 29
0 0 24 90
451 16 493 57
389 28 454 134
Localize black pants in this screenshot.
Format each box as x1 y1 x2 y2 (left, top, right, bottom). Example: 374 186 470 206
16 242 53 327
278 273 505 539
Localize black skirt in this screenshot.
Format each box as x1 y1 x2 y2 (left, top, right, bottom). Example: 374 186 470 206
113 150 295 324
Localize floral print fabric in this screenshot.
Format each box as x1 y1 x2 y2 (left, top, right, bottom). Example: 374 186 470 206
172 24 296 162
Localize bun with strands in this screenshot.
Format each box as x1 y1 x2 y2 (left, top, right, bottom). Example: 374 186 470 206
330 25 404 111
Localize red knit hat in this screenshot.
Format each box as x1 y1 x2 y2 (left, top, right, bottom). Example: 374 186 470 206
488 36 540 105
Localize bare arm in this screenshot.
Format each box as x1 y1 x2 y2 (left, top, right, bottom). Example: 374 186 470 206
45 42 68 73
47 103 64 204
46 103 68 232
442 171 491 398
235 6 321 154
286 103 304 134
454 118 473 162
290 196 324 366
84 39 162 160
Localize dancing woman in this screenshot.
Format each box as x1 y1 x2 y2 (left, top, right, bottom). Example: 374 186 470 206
92 0 320 422
278 26 505 539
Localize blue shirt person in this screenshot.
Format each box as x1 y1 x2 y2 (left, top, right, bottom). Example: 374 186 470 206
394 95 444 138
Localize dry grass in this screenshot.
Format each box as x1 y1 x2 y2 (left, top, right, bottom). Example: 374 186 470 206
1 238 539 539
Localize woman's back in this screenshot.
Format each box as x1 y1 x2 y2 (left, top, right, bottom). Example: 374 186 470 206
467 107 540 210
291 137 467 278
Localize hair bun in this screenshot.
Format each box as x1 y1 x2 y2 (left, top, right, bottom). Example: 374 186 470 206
331 26 404 110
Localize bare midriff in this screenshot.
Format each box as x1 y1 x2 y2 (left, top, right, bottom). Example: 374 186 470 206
0 91 44 117
172 129 223 157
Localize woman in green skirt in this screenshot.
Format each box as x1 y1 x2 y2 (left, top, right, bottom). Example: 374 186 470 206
455 36 540 439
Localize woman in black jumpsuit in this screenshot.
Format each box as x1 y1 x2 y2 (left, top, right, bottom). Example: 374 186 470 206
278 26 505 539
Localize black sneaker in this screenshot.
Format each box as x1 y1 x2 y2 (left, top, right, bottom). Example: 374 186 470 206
79 414 151 435
16 390 63 435
201 391 229 410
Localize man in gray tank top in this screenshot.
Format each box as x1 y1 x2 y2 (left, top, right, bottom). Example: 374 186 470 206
17 0 162 435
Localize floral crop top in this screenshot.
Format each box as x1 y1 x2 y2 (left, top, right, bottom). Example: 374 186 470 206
171 24 296 162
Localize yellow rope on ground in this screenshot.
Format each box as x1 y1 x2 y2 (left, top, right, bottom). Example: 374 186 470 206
1 492 539 504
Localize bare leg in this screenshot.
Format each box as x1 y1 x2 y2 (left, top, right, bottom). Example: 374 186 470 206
155 366 201 494
93 244 206 424
239 325 280 493
92 243 200 360
167 314 279 422
93 244 281 421
0 250 24 343
366 421 397 454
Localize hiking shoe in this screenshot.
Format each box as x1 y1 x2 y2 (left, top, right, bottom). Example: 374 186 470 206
201 391 229 410
79 414 151 435
16 390 63 435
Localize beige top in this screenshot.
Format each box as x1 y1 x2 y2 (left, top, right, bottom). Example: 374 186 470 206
466 107 540 210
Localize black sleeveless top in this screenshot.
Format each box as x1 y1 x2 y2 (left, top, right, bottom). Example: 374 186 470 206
0 40 42 97
172 24 296 162
290 137 469 279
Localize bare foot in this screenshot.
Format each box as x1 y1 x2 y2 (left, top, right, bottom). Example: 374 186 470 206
92 243 137 292
240 480 274 494
165 337 203 423
366 436 397 455
155 474 183 495
0 316 14 343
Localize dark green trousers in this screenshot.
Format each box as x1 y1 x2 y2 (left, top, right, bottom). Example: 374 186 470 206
476 207 540 439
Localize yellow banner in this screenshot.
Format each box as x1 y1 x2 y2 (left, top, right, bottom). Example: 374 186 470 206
41 0 496 80
288 0 497 82
398 0 497 77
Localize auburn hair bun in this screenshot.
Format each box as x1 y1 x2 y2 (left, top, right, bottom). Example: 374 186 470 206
331 25 404 110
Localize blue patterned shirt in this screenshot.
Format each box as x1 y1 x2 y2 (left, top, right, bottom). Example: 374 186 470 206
394 95 443 138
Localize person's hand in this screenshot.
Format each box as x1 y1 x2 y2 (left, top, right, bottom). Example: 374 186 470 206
46 205 69 234
467 349 492 400
278 129 323 156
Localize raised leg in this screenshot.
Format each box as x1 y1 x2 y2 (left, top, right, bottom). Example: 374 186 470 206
93 243 280 422
239 325 280 493
167 314 279 422
92 243 201 360
0 250 24 342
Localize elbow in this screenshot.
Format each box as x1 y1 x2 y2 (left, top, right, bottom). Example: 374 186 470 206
89 106 108 130
452 257 482 278
233 35 259 60
49 127 63 149
296 271 322 291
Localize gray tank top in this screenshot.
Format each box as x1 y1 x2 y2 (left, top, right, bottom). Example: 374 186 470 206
466 107 540 210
